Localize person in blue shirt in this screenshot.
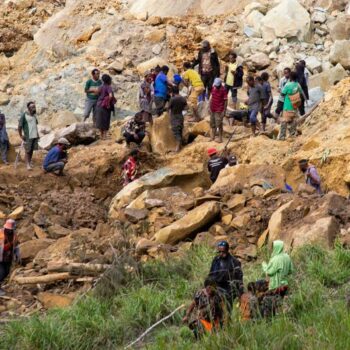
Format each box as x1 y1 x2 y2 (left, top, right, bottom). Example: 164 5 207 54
43 137 70 176
154 65 173 117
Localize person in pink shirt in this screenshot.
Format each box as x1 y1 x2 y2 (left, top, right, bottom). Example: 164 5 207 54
209 78 228 143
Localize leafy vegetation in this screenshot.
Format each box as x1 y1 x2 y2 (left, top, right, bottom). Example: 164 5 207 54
2 244 350 350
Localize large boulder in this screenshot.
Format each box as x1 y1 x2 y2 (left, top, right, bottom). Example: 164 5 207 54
49 110 80 130
330 40 350 70
109 164 204 215
39 123 98 150
328 14 350 41
246 52 270 70
268 193 346 249
308 64 348 91
153 201 220 244
19 239 54 261
136 57 176 77
149 113 177 154
260 0 311 43
209 164 286 195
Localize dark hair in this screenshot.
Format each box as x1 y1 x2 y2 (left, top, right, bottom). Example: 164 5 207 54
290 71 298 82
155 65 161 72
134 112 143 120
92 68 99 75
161 65 169 74
183 62 192 69
246 75 255 83
102 74 112 85
299 60 306 66
130 149 139 157
247 282 256 293
204 277 217 288
284 67 291 73
255 76 263 82
27 101 35 108
261 72 269 81
299 159 308 165
172 86 180 94
229 52 237 58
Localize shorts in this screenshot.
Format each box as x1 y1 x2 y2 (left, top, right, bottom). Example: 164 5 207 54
210 111 224 129
24 138 39 154
225 85 238 103
249 110 259 125
189 86 205 108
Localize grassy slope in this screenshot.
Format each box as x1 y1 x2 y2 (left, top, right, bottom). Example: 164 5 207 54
2 244 350 350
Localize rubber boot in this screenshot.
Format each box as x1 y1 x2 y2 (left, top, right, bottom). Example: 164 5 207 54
218 127 223 143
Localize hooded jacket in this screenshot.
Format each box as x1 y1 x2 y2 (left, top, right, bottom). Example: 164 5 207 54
262 240 293 291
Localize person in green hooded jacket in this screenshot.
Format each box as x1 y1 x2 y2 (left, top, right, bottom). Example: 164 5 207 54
261 240 293 317
262 240 293 293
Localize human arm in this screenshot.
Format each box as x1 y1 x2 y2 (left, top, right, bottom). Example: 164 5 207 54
18 114 25 141
307 167 321 185
182 300 196 323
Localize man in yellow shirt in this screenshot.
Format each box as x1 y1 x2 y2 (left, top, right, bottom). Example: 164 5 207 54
182 62 205 122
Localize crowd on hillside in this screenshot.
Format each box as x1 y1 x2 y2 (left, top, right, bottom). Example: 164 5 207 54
0 41 322 322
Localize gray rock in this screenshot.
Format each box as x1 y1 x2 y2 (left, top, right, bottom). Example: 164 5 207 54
311 8 327 23
330 40 350 69
124 208 149 223
305 56 322 73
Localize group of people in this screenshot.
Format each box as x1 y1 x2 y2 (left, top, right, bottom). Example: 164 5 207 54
182 240 293 338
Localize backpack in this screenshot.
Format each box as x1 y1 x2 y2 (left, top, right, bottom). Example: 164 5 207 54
289 90 302 109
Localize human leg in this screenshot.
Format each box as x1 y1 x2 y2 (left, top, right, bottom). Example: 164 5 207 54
0 141 9 164
278 121 287 140
249 110 258 136
287 118 297 137
154 96 166 116
210 111 216 141
231 88 238 110
298 97 305 116
215 112 224 143
45 162 65 175
83 98 95 122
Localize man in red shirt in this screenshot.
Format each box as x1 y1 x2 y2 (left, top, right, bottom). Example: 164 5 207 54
122 149 139 187
209 78 228 143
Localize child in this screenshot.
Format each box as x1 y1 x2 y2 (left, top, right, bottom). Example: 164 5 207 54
122 149 139 186
0 113 9 165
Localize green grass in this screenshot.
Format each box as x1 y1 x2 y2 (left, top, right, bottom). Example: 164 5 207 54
2 244 350 350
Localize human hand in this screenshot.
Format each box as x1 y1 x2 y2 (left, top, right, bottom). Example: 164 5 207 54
182 316 188 323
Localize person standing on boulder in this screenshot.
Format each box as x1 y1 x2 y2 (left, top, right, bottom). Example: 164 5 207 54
193 40 220 100
278 71 304 141
209 78 228 143
83 68 102 125
96 74 116 140
43 137 70 176
209 241 244 313
168 86 187 152
139 71 154 125
225 52 243 110
154 65 172 117
245 76 263 137
182 62 204 122
275 68 291 120
0 219 20 296
207 148 228 183
296 61 309 116
298 159 322 194
18 101 39 170
0 113 9 165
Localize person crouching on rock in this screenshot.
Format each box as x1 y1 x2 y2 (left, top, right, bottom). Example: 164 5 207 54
43 137 70 176
182 277 225 339
261 240 293 317
208 241 244 314
122 149 139 187
123 112 146 148
298 159 322 194
207 148 228 183
0 219 20 297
